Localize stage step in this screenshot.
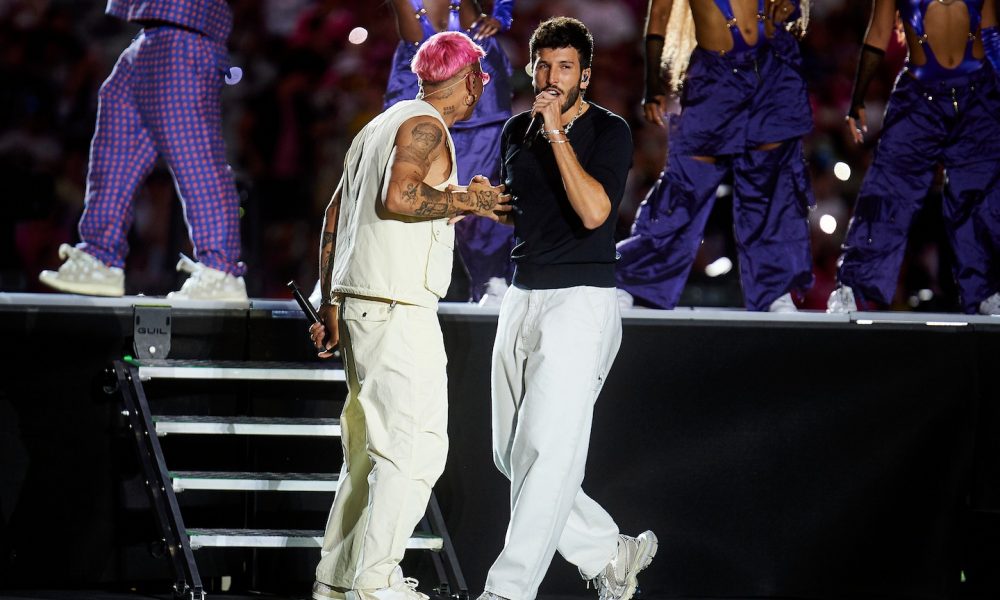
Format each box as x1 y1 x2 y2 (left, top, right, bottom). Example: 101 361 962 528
114 357 468 598
187 529 443 551
171 471 339 493
133 359 345 382
154 415 341 437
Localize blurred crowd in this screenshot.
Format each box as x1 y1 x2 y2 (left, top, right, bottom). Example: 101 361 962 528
0 0 964 310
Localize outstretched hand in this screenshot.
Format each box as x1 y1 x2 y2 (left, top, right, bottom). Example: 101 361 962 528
467 175 511 221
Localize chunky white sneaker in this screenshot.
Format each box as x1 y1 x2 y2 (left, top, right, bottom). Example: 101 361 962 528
768 292 798 313
592 531 658 600
616 288 634 310
346 570 428 600
826 285 858 313
474 592 509 600
166 254 248 301
38 244 125 297
478 276 509 307
979 292 1000 315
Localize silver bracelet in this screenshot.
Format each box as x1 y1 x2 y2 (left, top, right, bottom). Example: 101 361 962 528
542 129 565 135
548 138 569 144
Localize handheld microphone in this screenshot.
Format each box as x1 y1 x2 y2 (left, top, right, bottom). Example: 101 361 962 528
287 280 322 324
522 89 559 144
522 112 543 144
288 280 340 357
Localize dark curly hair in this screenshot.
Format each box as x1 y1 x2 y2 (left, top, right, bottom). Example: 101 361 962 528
528 17 594 69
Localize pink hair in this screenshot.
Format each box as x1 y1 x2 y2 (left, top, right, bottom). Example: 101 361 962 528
411 31 486 84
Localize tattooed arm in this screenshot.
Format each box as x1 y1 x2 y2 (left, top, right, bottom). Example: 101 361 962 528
383 116 510 220
311 177 341 357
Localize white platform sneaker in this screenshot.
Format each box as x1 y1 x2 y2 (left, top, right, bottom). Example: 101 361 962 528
166 254 247 301
38 244 125 297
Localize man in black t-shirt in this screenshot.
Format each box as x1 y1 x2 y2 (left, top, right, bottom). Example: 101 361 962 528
476 17 657 600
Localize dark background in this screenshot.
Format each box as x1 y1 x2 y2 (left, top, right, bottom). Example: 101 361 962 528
0 0 965 310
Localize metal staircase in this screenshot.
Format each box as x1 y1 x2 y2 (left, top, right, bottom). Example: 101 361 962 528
111 357 467 600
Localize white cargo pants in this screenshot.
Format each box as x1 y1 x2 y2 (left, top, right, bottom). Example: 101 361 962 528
315 296 449 590
485 285 622 600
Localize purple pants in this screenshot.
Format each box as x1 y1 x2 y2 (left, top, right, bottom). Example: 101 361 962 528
839 67 1000 313
77 26 244 275
451 123 514 301
617 43 814 310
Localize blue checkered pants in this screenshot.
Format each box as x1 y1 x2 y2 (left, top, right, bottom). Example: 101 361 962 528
77 26 244 275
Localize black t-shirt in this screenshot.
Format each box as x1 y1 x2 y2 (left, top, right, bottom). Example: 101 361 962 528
500 102 632 290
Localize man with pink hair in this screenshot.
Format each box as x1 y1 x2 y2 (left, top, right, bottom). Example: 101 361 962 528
307 31 508 600
385 0 515 305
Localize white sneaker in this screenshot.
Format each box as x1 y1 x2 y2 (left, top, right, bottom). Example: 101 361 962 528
474 592 509 600
616 288 634 310
592 531 658 600
826 285 858 313
313 581 347 600
980 292 1000 315
478 276 509 307
346 569 428 600
166 254 248 301
768 292 798 313
316 567 414 600
38 244 125 297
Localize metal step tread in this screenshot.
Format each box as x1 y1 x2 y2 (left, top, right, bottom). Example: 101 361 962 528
133 359 345 382
153 415 341 436
171 470 339 492
187 529 443 550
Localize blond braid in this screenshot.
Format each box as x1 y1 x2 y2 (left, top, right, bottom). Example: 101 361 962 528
661 0 696 92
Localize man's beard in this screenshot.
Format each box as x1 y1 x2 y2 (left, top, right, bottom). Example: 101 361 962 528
535 80 582 115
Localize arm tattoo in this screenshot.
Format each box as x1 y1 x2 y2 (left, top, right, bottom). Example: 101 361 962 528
320 231 335 291
402 183 419 206
414 184 455 216
471 189 497 212
395 122 444 169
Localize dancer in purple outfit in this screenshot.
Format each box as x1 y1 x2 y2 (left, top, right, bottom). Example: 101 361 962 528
387 0 515 304
616 0 814 312
38 0 247 301
829 0 1000 315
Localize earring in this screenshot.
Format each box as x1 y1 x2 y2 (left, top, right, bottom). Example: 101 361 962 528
465 94 477 106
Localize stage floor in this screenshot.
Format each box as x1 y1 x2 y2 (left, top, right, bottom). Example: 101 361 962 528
2 291 998 328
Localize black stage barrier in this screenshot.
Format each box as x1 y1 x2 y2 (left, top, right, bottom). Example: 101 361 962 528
0 295 998 599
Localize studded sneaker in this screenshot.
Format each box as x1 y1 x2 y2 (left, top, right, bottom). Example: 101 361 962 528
166 254 247 301
38 244 125 297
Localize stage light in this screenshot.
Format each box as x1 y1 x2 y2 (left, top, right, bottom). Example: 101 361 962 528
834 161 851 181
705 256 733 278
349 27 369 45
819 214 837 234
